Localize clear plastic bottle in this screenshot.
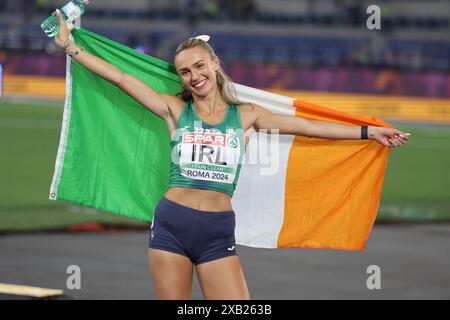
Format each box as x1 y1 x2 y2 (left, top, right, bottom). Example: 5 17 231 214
41 0 90 37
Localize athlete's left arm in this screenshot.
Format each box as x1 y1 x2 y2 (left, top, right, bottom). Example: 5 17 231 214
252 104 410 148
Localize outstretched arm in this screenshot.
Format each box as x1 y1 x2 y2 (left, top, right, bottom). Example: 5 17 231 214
252 103 410 148
54 9 177 119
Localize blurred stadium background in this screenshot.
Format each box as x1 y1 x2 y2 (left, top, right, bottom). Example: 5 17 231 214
0 0 449 299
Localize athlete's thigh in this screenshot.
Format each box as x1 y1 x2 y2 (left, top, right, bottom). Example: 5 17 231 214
195 256 250 300
148 248 194 299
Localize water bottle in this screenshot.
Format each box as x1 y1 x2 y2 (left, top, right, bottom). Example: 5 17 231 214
41 0 90 37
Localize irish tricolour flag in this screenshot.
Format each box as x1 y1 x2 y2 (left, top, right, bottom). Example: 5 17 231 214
50 28 393 250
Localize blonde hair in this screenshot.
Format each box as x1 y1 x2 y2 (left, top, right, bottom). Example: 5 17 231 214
175 38 240 105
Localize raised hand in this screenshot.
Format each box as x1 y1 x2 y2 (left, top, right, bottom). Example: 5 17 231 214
369 126 410 148
54 9 74 49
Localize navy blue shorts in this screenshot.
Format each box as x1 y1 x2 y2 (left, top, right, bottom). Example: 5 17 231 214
149 196 237 265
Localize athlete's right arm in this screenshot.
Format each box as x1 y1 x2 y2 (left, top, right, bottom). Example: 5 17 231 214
53 9 173 119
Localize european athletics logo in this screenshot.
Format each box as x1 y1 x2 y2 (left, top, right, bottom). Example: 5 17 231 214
227 136 239 148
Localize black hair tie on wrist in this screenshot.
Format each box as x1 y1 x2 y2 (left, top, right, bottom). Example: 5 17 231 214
361 125 368 140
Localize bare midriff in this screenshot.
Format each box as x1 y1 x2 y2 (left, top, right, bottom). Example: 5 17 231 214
164 187 233 212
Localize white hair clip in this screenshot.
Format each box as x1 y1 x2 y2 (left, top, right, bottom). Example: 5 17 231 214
192 35 210 42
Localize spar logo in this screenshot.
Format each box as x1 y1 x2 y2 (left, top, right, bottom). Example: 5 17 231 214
183 132 226 146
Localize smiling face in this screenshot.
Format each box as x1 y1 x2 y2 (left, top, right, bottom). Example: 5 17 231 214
174 47 220 98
